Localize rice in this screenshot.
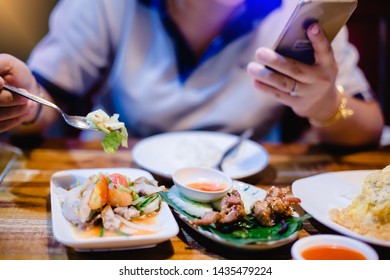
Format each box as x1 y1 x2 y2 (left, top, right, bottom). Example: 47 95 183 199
329 165 390 241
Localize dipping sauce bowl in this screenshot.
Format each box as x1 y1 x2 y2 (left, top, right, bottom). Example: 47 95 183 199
291 234 379 260
172 167 233 202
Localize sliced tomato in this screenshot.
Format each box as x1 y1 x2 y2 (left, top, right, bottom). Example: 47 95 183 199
88 174 109 210
107 173 132 207
108 173 129 188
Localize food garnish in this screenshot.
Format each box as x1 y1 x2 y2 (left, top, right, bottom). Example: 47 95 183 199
86 109 128 154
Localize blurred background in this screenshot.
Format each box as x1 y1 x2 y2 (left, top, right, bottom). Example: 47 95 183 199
0 0 57 61
0 0 388 126
347 0 389 126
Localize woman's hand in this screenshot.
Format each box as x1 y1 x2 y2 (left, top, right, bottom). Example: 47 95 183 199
247 23 384 146
247 24 342 123
0 54 41 132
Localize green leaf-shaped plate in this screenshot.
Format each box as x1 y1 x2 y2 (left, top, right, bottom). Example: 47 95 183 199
160 181 310 251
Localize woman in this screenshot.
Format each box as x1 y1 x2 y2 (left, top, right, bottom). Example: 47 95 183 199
0 0 384 146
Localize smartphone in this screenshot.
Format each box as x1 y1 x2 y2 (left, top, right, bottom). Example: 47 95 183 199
273 0 358 64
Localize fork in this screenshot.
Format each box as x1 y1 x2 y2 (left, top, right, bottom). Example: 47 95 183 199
215 128 254 171
3 84 98 131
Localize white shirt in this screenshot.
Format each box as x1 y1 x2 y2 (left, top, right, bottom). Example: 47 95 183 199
28 0 371 139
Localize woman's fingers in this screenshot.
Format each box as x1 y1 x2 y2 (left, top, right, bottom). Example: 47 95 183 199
250 24 337 83
0 117 26 132
0 104 31 121
252 48 312 84
251 78 301 106
247 61 297 94
247 23 341 119
307 23 337 68
0 88 28 106
0 104 31 132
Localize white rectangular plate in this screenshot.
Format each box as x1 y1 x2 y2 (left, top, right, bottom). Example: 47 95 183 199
50 167 179 251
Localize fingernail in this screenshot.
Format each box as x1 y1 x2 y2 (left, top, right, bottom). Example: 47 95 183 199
246 62 255 75
310 24 320 35
246 62 262 76
256 48 273 62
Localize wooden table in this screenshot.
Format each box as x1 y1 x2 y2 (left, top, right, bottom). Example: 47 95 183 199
0 138 389 260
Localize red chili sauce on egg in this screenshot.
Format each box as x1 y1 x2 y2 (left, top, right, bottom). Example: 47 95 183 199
302 245 367 260
186 181 227 192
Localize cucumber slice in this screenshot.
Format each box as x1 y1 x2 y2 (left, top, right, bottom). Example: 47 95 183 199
167 186 213 218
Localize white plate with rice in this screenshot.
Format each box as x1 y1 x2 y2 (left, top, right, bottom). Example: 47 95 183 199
132 131 269 179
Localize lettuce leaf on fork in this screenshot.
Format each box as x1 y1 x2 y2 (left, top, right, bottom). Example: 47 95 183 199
86 109 128 154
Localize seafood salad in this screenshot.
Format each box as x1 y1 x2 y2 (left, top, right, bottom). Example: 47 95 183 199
56 172 165 237
86 109 128 154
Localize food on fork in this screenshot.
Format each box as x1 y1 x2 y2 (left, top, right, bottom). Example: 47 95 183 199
86 109 128 154
55 172 165 237
330 165 390 241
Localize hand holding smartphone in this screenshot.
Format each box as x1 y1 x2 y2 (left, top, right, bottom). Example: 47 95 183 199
273 0 358 64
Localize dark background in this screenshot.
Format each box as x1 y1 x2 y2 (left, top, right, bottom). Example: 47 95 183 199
0 0 58 61
347 0 390 125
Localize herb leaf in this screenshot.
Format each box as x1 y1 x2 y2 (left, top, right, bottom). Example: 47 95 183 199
205 214 311 245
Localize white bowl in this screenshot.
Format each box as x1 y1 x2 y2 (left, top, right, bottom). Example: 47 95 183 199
172 167 233 203
291 234 379 260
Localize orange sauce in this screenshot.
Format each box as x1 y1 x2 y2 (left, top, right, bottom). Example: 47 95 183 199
75 215 158 238
302 245 367 260
186 181 228 192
